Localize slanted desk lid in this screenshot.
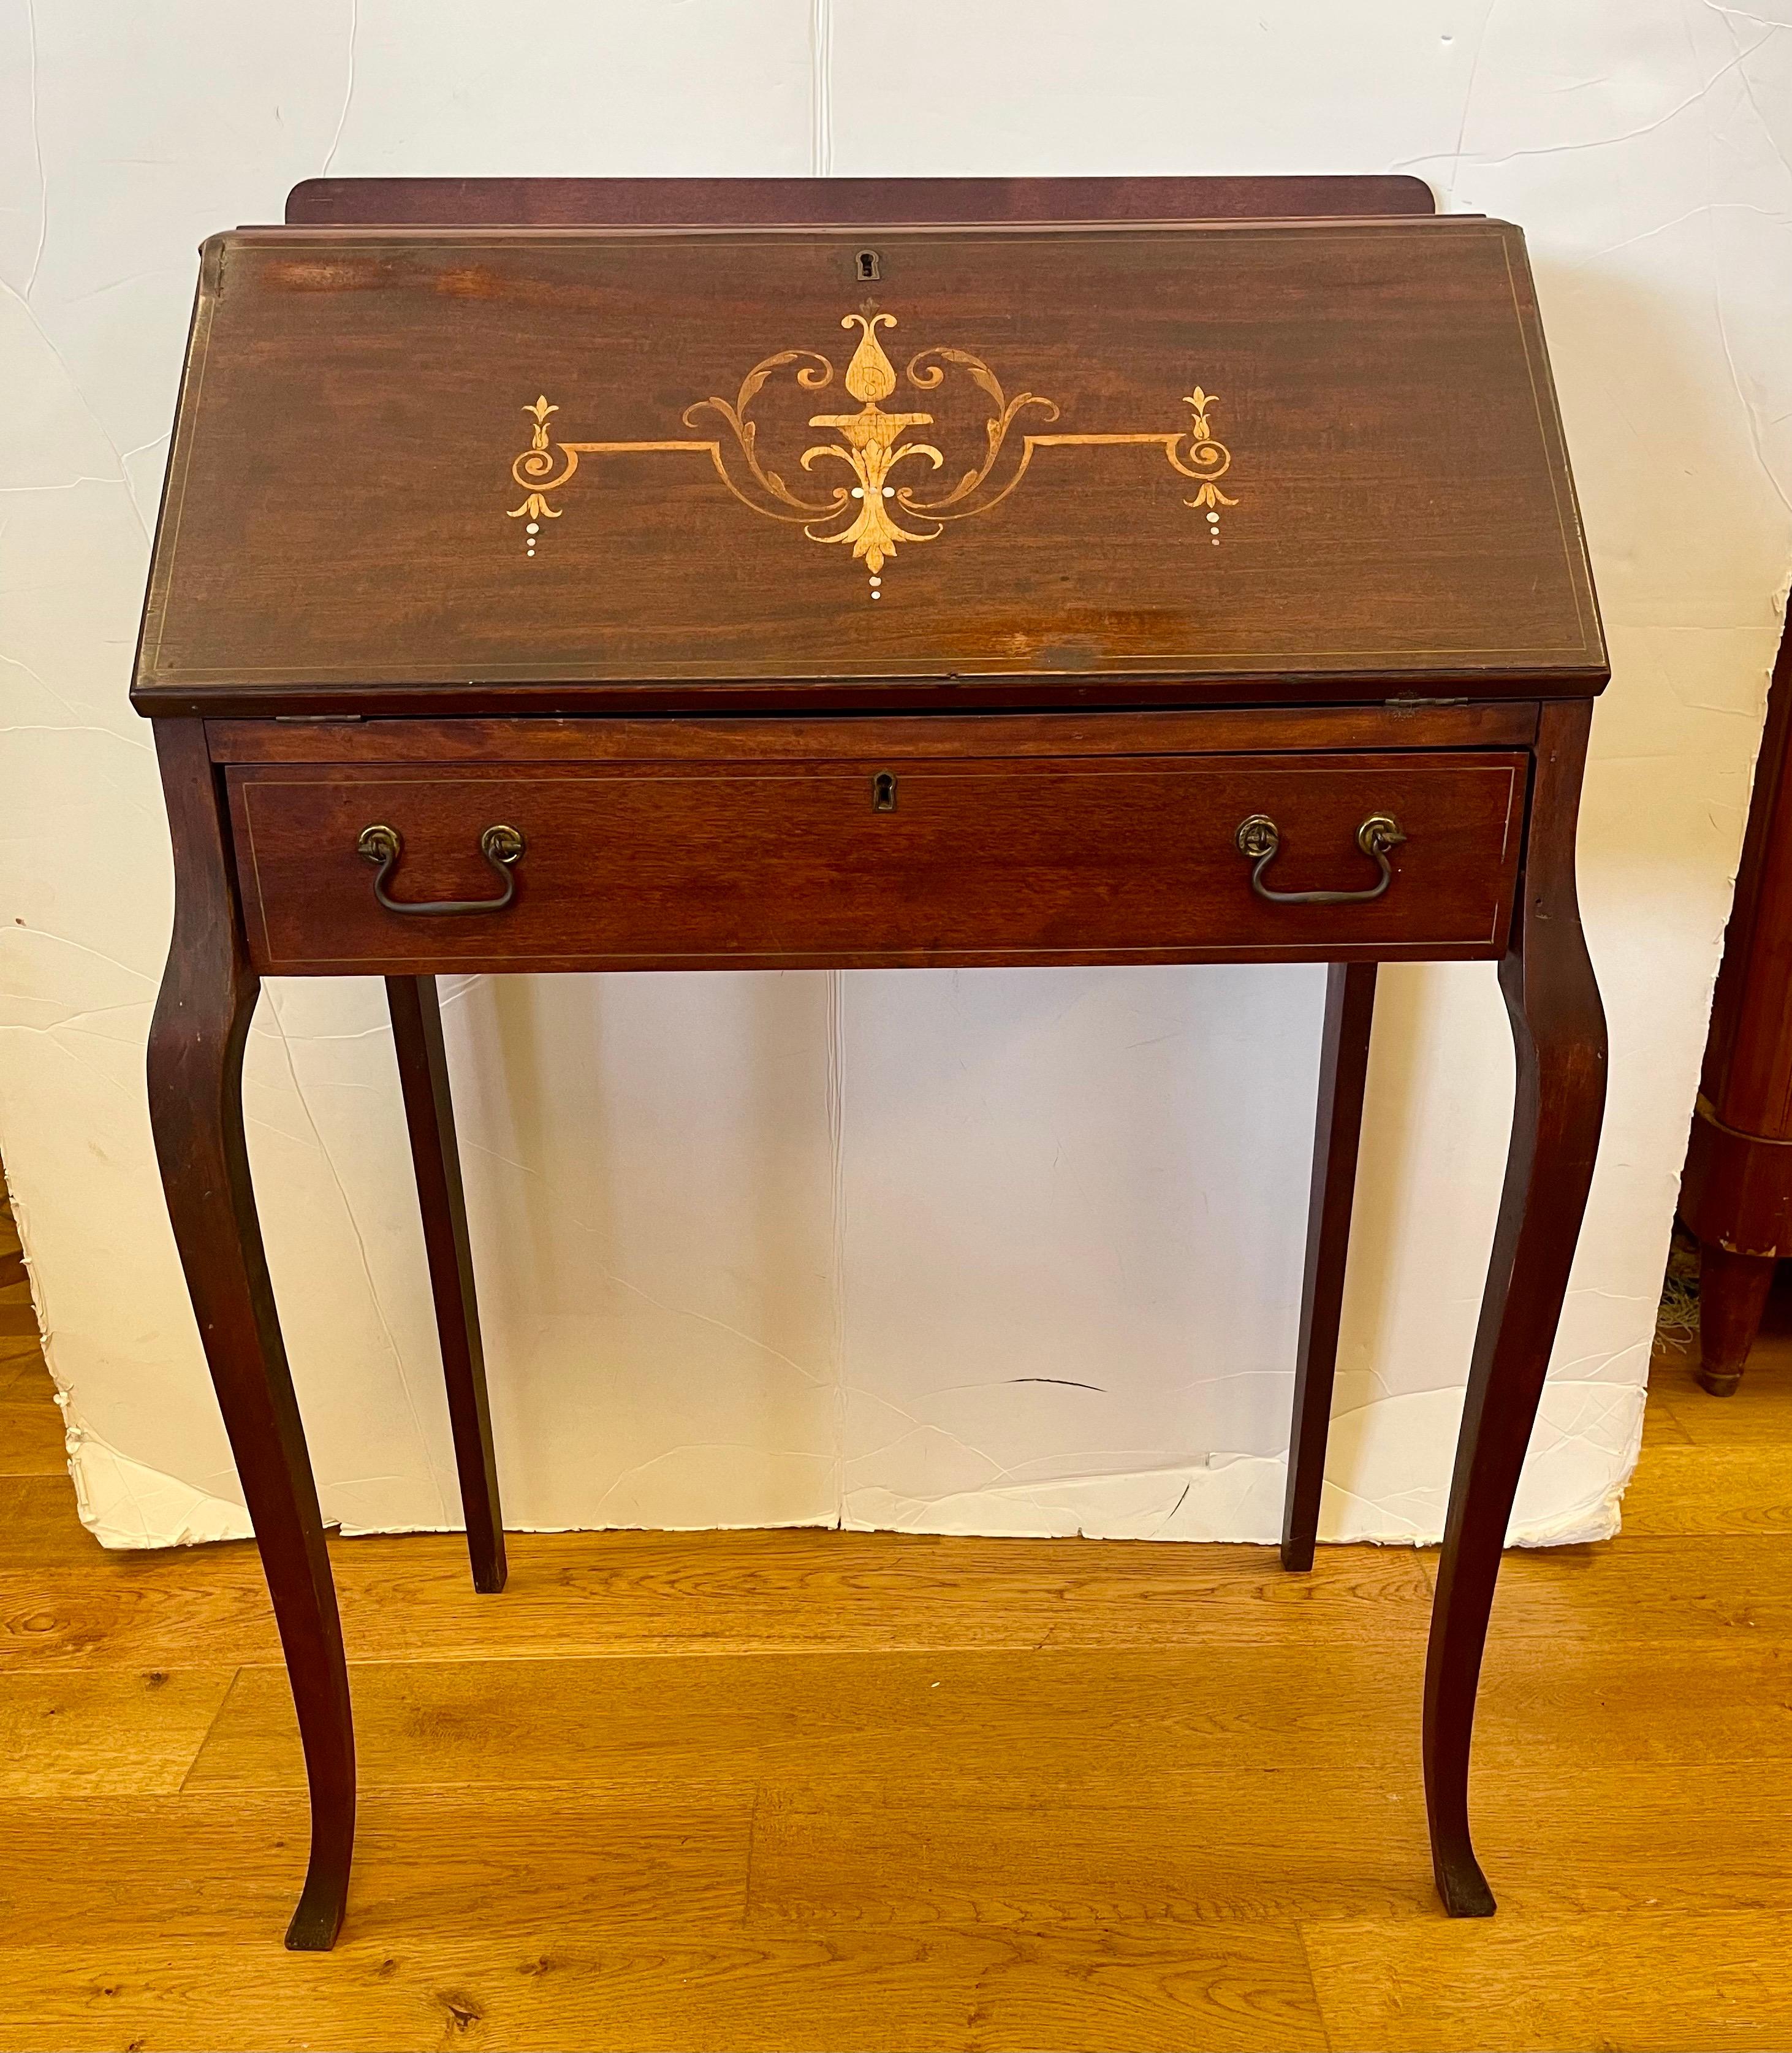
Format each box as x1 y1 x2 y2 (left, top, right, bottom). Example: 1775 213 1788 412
134 218 1604 711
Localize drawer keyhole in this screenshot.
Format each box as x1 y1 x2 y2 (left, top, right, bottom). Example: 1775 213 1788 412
872 771 898 812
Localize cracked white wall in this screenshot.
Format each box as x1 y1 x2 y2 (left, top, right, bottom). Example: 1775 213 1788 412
1 1 1788 1552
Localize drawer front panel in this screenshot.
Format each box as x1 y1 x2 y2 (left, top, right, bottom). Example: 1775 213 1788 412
227 752 1527 973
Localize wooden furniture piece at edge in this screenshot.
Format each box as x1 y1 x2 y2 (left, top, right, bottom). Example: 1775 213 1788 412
139 175 1606 1950
1681 602 1792 1393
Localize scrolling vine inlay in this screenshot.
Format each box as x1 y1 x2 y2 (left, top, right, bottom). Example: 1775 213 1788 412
507 310 1238 595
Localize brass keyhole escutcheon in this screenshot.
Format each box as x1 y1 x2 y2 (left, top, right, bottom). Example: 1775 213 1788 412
873 771 898 812
856 248 881 281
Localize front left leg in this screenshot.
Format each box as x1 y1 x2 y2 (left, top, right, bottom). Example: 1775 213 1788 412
1424 701 1608 1916
146 722 355 1949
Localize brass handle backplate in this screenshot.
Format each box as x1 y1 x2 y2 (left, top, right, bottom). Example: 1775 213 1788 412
357 822 526 915
1234 812 1406 905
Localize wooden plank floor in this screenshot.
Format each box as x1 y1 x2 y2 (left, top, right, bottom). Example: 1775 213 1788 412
3 1157 1791 2051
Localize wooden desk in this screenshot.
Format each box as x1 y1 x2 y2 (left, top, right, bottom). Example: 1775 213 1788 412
135 177 1607 1949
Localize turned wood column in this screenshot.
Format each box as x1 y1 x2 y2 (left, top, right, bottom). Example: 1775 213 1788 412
1681 608 1792 1393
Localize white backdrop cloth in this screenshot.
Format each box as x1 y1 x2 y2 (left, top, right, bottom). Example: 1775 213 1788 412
1 0 1789 1550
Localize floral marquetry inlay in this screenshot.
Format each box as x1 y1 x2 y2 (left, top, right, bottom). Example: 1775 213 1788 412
506 309 1239 596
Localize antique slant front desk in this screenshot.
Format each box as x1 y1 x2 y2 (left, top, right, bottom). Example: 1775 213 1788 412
135 176 1607 1948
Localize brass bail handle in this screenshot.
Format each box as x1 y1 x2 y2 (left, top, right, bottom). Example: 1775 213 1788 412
357 822 526 915
1234 812 1406 905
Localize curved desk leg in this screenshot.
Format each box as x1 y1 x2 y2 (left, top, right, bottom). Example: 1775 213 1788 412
146 722 355 1951
1424 701 1607 1916
1281 961 1378 1572
385 974 507 1593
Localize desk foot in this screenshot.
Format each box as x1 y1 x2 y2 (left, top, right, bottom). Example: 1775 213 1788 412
1433 1840 1497 1918
285 1835 352 1951
1421 703 1606 1922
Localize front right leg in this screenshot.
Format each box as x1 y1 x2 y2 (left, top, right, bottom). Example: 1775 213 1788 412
146 720 355 1950
1422 701 1608 1917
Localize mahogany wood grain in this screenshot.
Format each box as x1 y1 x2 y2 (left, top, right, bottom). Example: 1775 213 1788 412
1695 615 1792 1132
224 751 1527 976
1681 606 1792 1390
285 172 1437 229
1281 962 1378 1572
204 701 1542 763
131 219 1603 711
135 172 1611 1946
1681 1110 1792 1271
384 976 505 1593
165 673 1567 723
143 721 354 1949
1422 697 1608 1916
1687 1245 1777 1399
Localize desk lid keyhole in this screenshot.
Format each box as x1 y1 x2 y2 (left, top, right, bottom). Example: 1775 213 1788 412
873 771 898 811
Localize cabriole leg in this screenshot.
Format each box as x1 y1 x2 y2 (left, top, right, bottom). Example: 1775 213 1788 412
1424 702 1607 1916
146 721 355 1950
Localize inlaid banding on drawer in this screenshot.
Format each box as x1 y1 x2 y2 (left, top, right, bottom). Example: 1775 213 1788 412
226 751 1527 974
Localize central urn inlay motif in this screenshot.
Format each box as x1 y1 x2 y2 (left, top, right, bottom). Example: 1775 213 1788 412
507 308 1238 596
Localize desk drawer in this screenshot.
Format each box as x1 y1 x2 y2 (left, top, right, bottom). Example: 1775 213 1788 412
227 751 1527 973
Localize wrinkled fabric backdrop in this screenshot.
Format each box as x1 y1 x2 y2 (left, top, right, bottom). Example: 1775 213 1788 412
2 0 1789 1550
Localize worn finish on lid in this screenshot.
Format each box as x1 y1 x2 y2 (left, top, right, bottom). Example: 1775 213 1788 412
133 218 1603 710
